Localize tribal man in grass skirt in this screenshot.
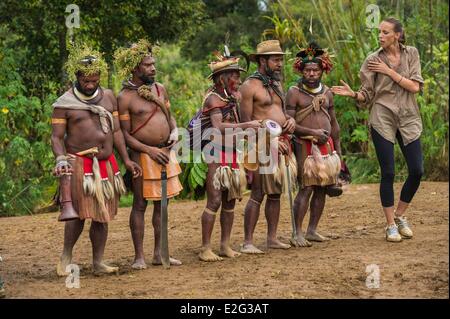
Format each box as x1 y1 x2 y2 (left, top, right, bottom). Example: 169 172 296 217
239 40 298 254
190 49 261 262
51 44 142 276
286 42 344 247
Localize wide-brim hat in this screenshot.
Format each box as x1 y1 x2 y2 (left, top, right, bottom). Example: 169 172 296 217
207 57 246 79
249 40 285 62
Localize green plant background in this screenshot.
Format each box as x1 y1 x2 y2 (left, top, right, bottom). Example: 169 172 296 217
0 0 447 216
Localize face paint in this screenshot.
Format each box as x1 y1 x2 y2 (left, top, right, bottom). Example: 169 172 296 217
227 73 240 93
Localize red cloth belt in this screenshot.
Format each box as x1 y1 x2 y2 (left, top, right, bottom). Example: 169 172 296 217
304 137 335 156
219 150 239 169
76 153 120 180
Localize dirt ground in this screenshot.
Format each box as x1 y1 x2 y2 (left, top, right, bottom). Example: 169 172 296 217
0 181 448 299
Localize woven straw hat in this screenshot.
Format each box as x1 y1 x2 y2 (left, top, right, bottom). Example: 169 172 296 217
249 40 285 62
208 57 245 79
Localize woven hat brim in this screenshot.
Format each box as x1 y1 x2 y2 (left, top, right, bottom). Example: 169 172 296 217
207 66 246 79
249 52 286 62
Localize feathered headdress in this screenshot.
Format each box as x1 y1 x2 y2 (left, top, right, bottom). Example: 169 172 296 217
293 42 334 74
207 45 249 79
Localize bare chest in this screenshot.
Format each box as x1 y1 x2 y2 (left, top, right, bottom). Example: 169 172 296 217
129 92 166 116
254 86 283 108
66 98 114 125
129 96 157 116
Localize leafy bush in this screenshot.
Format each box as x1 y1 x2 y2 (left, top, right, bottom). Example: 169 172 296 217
0 31 57 216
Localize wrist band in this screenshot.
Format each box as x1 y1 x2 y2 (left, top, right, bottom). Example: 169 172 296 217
56 160 69 169
56 155 67 163
397 76 403 84
51 118 67 124
119 113 130 121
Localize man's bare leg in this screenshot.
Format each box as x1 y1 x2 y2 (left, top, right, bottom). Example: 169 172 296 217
57 219 85 276
219 193 240 258
199 163 223 262
151 200 182 266
199 207 223 262
130 173 148 270
91 221 118 275
291 186 313 247
241 172 265 254
266 195 290 249
241 171 264 254
305 186 329 242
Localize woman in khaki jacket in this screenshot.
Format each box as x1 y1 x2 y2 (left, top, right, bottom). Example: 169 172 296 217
332 17 424 242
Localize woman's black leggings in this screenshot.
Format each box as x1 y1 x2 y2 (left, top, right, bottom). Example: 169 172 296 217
371 128 423 207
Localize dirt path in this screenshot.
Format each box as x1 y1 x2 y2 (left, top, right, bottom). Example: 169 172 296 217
0 182 448 299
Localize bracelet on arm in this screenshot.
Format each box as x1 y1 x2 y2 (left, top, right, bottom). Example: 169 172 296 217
397 76 403 84
55 155 67 163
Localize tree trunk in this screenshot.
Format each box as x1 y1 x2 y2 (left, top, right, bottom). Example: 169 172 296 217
108 61 114 89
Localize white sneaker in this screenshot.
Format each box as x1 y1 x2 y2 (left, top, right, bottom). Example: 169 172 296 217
386 224 402 242
395 216 413 238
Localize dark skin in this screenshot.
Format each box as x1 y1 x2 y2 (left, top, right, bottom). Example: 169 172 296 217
51 72 141 275
117 56 180 269
198 71 260 262
239 55 295 253
286 63 341 247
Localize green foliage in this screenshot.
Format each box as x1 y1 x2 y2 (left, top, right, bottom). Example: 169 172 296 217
178 154 208 200
0 0 205 93
181 0 271 62
155 44 210 127
0 30 57 216
418 40 449 180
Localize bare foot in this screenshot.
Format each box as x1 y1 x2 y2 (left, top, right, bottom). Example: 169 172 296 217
131 258 147 270
305 231 330 242
152 256 182 266
240 243 265 254
93 263 119 276
56 254 71 277
267 239 291 249
199 248 224 262
219 246 241 258
290 233 312 247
